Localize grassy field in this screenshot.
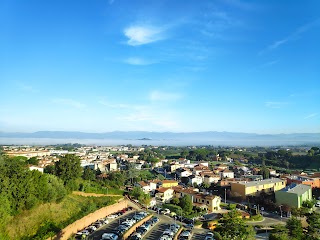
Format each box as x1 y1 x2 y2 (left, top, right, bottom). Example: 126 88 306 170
4 194 122 240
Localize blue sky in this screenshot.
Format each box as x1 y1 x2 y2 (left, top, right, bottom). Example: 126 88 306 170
1 0 319 134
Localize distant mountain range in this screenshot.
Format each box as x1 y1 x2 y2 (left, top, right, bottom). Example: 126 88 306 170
0 131 319 146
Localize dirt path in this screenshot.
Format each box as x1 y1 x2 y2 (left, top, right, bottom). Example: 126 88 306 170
72 191 122 197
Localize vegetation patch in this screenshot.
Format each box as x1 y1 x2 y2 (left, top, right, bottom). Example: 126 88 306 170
5 194 120 240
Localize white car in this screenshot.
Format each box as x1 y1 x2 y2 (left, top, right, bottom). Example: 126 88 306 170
101 233 119 240
107 214 118 219
315 202 320 207
162 230 174 237
161 208 171 215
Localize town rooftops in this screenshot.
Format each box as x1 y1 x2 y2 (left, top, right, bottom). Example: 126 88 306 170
287 175 314 182
162 180 178 184
233 178 285 187
279 183 311 195
157 187 172 193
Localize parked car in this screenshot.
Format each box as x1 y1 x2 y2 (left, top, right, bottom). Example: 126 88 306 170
179 230 191 240
101 233 119 240
107 214 118 219
151 216 160 223
161 208 171 215
185 223 194 230
204 232 215 240
315 202 320 207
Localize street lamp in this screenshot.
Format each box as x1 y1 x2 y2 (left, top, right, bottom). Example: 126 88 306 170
279 205 283 220
224 188 227 204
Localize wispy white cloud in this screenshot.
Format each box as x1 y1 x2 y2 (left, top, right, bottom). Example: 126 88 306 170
149 90 182 101
263 18 320 52
221 0 257 11
99 100 130 109
16 82 38 93
198 8 243 39
265 101 288 109
124 57 155 65
53 98 86 109
304 113 318 119
124 25 167 46
261 60 279 68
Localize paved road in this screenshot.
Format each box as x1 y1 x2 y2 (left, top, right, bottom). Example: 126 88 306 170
143 212 208 240
88 210 138 240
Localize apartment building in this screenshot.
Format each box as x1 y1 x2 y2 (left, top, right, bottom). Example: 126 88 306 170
231 178 286 199
275 183 312 208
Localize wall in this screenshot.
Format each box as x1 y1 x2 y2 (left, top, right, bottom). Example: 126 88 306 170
275 191 299 208
122 214 152 240
50 199 127 240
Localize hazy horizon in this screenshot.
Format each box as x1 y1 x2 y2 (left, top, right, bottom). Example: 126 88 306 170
1 1 319 134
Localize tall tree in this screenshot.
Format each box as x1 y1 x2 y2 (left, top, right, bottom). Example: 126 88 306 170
286 217 303 240
179 195 193 215
55 154 82 190
82 167 96 181
215 210 255 240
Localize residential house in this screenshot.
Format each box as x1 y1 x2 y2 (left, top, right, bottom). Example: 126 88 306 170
155 187 174 203
193 165 210 176
231 178 286 199
275 183 312 208
175 168 192 178
220 169 234 179
135 181 151 193
173 187 220 212
189 175 203 186
170 163 182 173
202 173 221 185
286 175 320 189
161 180 179 188
269 169 278 177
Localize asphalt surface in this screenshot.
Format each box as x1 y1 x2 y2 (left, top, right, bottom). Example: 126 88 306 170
88 210 139 240
143 212 209 240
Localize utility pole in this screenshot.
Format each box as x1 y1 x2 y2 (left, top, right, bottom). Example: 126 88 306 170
224 188 227 204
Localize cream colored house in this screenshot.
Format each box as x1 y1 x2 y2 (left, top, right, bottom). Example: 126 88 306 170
193 193 221 212
155 187 174 203
220 169 234 179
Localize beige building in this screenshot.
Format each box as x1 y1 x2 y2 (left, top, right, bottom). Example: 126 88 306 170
155 188 174 203
193 193 221 212
231 178 286 199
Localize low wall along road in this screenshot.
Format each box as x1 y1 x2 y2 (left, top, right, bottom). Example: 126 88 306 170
49 199 128 240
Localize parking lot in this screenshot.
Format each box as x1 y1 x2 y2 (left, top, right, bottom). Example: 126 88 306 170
76 208 209 240
88 210 137 240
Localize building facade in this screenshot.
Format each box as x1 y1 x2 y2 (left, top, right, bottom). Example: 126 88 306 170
231 178 286 199
275 183 312 208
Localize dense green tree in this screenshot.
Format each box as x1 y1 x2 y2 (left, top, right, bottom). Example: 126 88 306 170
171 197 180 205
215 210 255 240
260 166 270 179
44 164 55 174
307 212 320 239
27 156 39 165
286 217 303 240
179 195 193 215
54 154 82 190
82 168 96 181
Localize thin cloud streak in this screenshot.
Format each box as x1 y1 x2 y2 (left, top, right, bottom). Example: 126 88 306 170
263 18 320 52
124 57 155 65
304 113 318 119
149 90 182 101
265 101 288 109
52 98 86 109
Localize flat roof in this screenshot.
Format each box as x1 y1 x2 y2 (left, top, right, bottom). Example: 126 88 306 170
233 178 285 187
279 183 311 195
